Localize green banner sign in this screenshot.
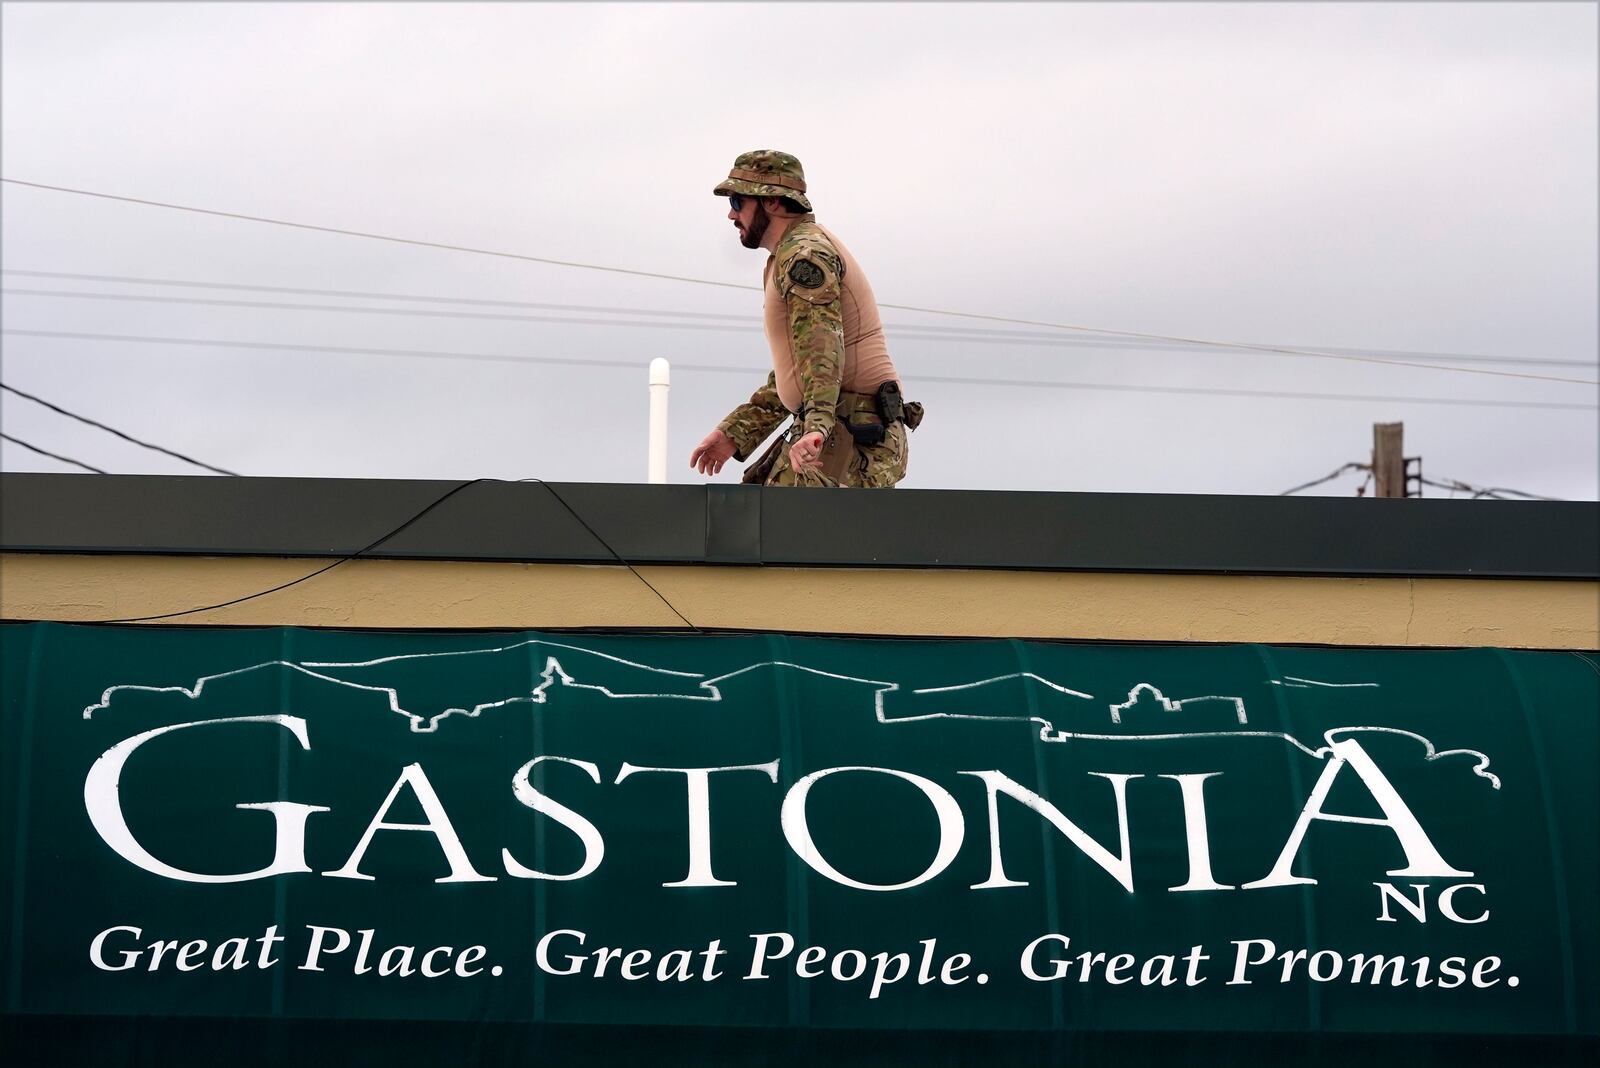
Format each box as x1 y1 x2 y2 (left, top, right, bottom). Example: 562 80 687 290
2 623 1595 1064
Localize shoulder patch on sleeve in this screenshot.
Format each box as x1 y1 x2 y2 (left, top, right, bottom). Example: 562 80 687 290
775 233 842 304
788 259 825 289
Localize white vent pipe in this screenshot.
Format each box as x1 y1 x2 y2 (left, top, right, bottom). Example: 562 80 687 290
647 358 670 484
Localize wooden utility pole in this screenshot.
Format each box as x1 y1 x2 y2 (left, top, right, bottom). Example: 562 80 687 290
1372 422 1406 497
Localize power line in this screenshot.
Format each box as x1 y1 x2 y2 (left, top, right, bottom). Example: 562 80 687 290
3 269 750 322
24 282 1569 362
0 178 756 293
7 268 1590 368
1279 462 1368 496
26 286 1597 397
4 328 668 371
13 283 1221 349
1279 464 1566 501
2 287 760 333
1418 475 1564 501
1 381 239 475
7 329 1595 412
5 177 1592 387
0 431 107 473
1282 465 1565 501
883 304 1600 386
886 374 1590 411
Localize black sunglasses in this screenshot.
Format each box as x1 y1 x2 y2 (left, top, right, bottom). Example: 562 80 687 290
727 194 745 211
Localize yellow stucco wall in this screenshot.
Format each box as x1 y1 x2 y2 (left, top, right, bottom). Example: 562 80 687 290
3 552 1595 649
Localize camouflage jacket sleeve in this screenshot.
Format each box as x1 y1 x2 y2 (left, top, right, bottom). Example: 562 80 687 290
716 372 788 460
775 239 846 439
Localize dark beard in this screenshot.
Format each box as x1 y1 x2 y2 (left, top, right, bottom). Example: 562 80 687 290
740 203 769 249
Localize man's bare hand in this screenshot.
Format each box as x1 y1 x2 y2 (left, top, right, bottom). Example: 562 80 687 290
690 429 737 476
788 430 825 473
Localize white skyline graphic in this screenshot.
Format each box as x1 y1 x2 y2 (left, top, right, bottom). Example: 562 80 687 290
80 639 1499 788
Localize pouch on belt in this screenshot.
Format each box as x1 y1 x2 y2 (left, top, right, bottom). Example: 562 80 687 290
741 435 785 485
741 421 854 485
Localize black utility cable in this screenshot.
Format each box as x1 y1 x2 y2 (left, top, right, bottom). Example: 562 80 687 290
15 284 1596 366
520 478 700 633
82 478 699 630
84 480 492 623
1278 462 1368 496
4 177 1592 386
8 268 1588 367
4 269 752 322
1 381 239 475
0 431 107 473
7 330 1592 412
1417 475 1564 502
1280 466 1565 501
0 177 756 293
3 286 757 334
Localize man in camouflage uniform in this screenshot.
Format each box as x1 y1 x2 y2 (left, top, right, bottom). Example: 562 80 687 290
689 150 921 488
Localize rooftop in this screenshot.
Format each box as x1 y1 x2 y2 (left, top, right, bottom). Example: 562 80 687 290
4 473 1595 579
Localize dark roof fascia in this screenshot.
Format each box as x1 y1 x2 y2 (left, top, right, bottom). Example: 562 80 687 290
1 473 1595 579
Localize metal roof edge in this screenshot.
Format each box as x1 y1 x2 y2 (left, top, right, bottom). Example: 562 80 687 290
2 473 1596 579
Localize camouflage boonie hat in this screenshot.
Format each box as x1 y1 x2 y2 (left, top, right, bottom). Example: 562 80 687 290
713 149 812 211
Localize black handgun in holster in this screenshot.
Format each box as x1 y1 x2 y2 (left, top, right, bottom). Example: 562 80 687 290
888 383 926 432
845 380 924 446
879 380 925 430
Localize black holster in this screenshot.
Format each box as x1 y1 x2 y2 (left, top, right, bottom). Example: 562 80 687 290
849 381 924 441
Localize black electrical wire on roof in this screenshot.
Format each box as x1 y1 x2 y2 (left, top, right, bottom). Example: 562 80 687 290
0 431 108 473
519 478 700 633
0 384 694 624
1 381 239 476
77 477 701 631
84 479 492 623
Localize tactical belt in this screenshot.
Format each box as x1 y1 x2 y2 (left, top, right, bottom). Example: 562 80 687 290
788 390 873 441
745 383 925 485
803 382 924 446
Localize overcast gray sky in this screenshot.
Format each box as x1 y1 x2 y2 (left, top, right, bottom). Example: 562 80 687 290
2 1 1595 499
